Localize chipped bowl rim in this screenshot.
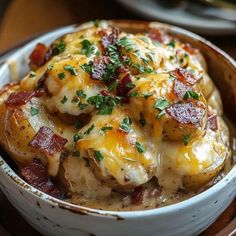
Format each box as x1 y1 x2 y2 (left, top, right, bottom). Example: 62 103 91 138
0 20 235 220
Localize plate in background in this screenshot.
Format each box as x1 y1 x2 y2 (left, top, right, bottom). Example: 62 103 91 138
116 0 236 35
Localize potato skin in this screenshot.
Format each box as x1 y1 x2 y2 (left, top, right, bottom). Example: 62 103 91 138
0 84 47 167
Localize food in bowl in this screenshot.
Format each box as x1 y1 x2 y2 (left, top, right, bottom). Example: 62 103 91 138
0 21 233 211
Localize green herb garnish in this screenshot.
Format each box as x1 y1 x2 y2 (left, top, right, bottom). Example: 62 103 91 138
30 107 39 116
183 91 200 100
108 80 118 91
183 134 190 145
78 102 88 110
57 72 65 80
126 82 135 89
80 62 93 74
154 98 169 110
52 42 66 55
100 126 113 133
135 142 145 153
64 65 78 76
76 90 87 98
94 150 104 161
73 133 82 142
120 117 132 133
80 39 96 57
61 96 68 104
84 124 95 135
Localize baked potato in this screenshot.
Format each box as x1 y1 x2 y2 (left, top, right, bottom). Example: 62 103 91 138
0 21 231 210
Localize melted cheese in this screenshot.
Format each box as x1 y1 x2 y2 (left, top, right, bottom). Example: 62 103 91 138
1 22 231 210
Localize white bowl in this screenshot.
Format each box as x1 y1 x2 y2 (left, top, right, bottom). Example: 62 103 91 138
0 20 235 236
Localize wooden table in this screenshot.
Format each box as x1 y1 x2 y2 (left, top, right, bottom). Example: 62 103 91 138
0 1 235 235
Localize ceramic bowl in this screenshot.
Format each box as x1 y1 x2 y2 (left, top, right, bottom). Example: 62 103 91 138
0 20 235 236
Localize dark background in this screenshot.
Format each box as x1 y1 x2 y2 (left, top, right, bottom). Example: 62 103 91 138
0 1 235 235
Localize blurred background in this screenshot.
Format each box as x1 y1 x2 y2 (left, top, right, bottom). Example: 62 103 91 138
0 0 235 235
0 0 236 58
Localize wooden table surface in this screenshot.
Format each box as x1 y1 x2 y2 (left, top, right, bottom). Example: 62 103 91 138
0 1 235 235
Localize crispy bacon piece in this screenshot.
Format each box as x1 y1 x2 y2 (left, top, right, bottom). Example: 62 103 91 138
208 114 218 131
20 158 62 198
29 126 68 156
166 102 205 124
91 56 111 81
29 43 48 68
116 73 132 97
131 186 146 205
101 27 119 53
148 28 168 43
173 79 192 99
5 90 44 107
170 68 199 85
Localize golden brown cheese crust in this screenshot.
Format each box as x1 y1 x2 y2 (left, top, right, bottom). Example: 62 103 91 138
0 21 231 210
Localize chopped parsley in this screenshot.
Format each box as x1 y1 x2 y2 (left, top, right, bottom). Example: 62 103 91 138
80 62 93 74
74 133 82 142
84 124 95 135
64 65 78 76
154 98 169 110
166 40 175 48
129 91 138 97
108 80 118 91
76 90 87 98
30 107 39 116
100 126 113 133
94 150 104 161
139 113 146 126
183 134 190 145
183 91 200 100
78 102 88 110
57 72 65 80
80 39 96 57
120 117 132 133
52 42 66 56
117 37 135 51
61 96 68 104
126 82 135 89
87 95 120 115
135 142 145 153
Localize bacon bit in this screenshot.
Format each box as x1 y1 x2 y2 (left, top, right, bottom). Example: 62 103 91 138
91 56 111 80
29 126 68 156
166 102 205 124
101 27 119 53
5 90 44 107
20 158 62 198
116 73 132 98
182 43 198 55
173 79 192 99
131 186 146 205
29 43 48 68
148 28 167 43
170 68 199 85
208 114 218 131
